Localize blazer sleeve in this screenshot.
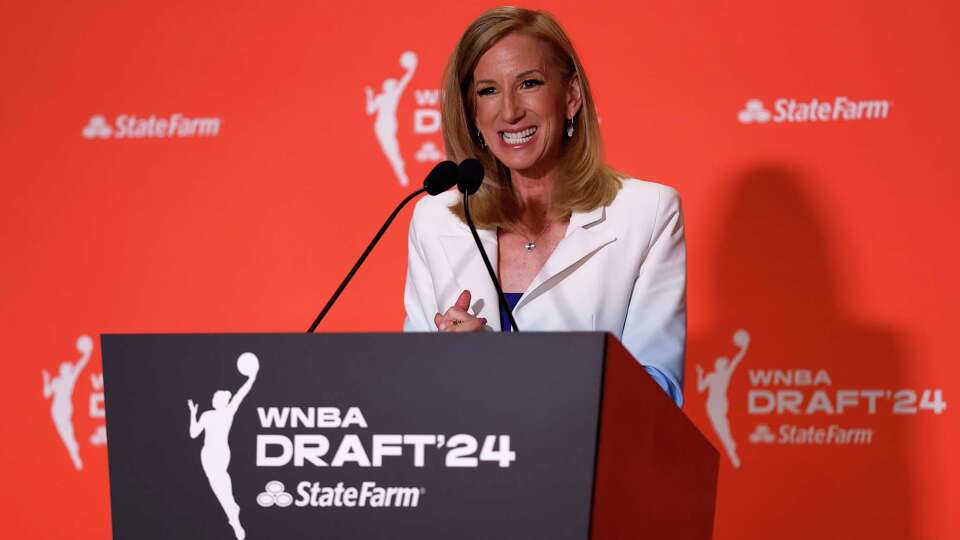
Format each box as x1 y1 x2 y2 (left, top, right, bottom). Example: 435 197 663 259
402 205 438 332
621 186 687 406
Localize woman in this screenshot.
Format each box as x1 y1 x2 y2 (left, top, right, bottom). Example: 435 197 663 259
402 7 686 406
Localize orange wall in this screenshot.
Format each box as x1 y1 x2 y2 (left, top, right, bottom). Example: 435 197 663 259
1 1 956 538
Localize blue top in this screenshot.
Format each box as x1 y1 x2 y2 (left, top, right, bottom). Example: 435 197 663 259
499 292 524 332
499 292 682 406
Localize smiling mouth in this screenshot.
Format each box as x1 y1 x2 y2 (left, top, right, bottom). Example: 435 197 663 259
500 126 537 145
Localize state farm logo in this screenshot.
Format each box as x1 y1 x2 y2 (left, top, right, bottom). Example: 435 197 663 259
364 50 444 187
257 481 294 508
737 96 891 124
82 115 113 138
748 424 775 444
82 113 222 139
737 99 771 124
259 480 424 509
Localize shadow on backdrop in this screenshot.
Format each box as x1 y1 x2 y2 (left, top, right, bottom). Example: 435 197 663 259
688 164 913 539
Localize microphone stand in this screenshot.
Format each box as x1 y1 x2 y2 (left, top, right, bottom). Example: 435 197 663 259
306 188 426 333
462 192 520 332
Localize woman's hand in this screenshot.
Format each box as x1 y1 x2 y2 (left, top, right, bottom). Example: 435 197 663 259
435 290 487 332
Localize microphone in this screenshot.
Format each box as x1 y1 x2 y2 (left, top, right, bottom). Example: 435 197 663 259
457 159 520 332
424 160 460 195
457 158 484 195
306 160 459 332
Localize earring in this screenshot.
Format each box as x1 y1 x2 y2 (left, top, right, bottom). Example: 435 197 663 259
477 130 486 148
566 118 575 137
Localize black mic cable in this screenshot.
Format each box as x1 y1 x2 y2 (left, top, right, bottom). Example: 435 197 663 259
457 159 520 332
307 160 459 332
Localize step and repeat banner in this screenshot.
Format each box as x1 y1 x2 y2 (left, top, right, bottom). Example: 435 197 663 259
1 1 956 539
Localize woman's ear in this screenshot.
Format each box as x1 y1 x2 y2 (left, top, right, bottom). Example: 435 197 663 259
566 74 583 119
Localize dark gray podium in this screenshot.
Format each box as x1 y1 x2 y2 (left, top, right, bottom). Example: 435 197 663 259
102 332 718 540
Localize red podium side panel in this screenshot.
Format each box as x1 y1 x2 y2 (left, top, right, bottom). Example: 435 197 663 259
590 335 719 539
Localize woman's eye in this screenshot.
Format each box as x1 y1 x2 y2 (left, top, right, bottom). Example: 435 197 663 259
477 87 496 96
520 79 544 89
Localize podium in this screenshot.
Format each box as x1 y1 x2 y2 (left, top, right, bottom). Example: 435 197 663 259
102 332 718 540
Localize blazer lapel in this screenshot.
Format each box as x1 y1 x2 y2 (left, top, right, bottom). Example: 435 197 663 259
439 228 502 330
515 206 616 312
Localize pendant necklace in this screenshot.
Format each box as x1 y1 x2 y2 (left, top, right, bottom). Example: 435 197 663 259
520 221 551 252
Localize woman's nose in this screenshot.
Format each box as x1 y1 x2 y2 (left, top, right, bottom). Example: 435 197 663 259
500 90 524 123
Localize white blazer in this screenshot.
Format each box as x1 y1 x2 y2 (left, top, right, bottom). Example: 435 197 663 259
402 178 687 400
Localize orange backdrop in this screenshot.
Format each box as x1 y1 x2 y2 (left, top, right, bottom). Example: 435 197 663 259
1 1 957 538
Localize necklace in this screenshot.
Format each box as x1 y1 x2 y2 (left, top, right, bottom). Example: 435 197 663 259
518 221 551 252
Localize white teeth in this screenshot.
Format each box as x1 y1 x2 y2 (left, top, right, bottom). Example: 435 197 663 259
501 127 537 144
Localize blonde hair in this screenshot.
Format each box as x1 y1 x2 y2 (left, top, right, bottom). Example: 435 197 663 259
442 6 622 229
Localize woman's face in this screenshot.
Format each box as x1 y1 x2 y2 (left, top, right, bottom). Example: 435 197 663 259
472 33 581 177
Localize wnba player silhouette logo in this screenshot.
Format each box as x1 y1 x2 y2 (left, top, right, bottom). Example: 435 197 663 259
188 352 259 540
365 51 418 186
42 334 93 471
696 329 749 468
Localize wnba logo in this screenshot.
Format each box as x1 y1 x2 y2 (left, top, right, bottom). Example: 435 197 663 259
41 334 106 471
364 50 444 187
696 329 750 468
187 352 259 540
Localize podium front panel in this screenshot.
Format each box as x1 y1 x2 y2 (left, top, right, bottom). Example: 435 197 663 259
102 332 606 540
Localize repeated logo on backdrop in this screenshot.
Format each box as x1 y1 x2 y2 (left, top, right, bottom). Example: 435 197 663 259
365 51 444 186
41 335 106 472
697 329 948 469
695 330 750 468
82 113 222 139
737 96 891 124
